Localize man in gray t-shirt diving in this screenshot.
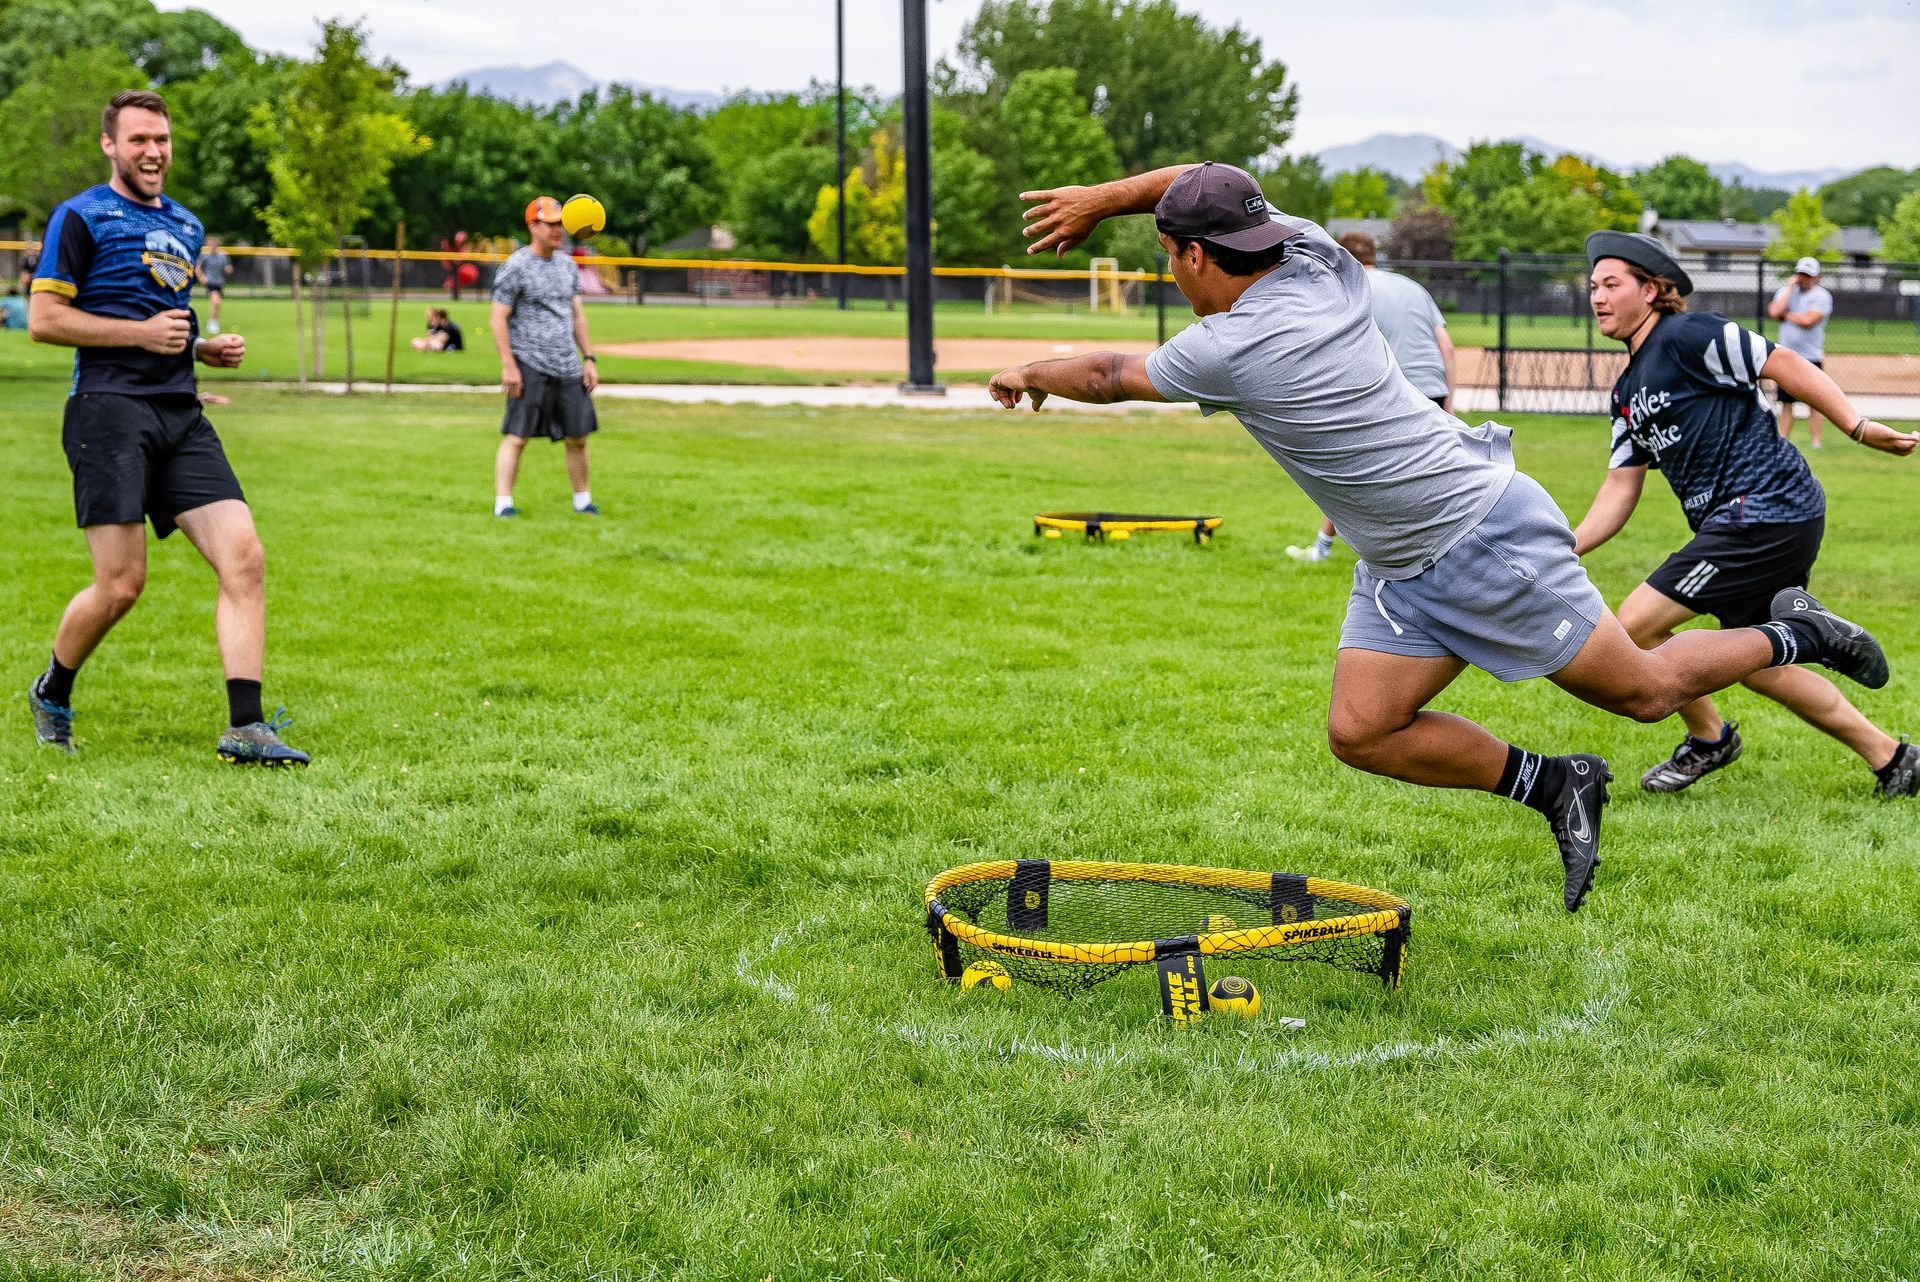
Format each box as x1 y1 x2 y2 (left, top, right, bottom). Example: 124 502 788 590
1286 229 1455 563
990 163 1892 912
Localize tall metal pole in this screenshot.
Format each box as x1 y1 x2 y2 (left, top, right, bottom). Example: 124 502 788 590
835 0 848 311
899 0 942 393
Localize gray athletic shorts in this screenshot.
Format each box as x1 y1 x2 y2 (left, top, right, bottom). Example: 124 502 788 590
1339 472 1605 681
502 366 598 441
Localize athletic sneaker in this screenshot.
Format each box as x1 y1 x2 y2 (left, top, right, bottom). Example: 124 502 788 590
1875 740 1918 800
1285 544 1329 562
574 503 600 516
1541 753 1611 912
495 505 520 519
207 320 221 335
217 710 309 766
1770 588 1889 689
28 682 76 753
1641 721 1742 793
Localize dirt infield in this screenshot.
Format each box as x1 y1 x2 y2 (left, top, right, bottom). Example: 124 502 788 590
604 336 1920 394
599 336 1159 374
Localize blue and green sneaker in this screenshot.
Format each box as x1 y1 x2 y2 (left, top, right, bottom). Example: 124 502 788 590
29 682 76 753
217 709 309 766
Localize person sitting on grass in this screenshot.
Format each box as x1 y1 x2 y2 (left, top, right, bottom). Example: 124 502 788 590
410 305 463 352
0 286 26 330
990 163 1897 913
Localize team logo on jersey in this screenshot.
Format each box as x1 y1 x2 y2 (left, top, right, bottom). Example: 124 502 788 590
142 229 194 291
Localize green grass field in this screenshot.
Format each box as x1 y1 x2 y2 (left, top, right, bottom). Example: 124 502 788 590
2 387 1917 1278
4 294 1912 391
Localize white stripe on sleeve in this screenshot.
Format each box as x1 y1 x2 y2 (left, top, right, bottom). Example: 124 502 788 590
1723 320 1754 384
1702 336 1735 386
1746 330 1769 383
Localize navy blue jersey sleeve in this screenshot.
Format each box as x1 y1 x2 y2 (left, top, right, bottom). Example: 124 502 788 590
1609 412 1654 470
1673 312 1774 391
30 203 93 299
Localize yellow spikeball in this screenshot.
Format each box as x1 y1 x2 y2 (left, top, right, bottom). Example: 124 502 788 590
960 960 1012 992
1200 913 1240 933
561 193 607 238
1208 975 1261 1018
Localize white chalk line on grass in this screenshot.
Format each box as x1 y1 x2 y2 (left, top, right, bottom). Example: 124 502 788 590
733 913 1628 1075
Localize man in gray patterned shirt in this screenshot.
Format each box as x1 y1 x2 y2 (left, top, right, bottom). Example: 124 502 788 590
490 195 600 517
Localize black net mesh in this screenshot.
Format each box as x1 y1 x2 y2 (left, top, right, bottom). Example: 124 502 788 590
927 861 1409 996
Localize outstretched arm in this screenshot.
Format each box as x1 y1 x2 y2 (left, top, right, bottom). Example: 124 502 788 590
1764 347 1917 455
1573 466 1647 555
988 353 1168 410
29 292 190 353
1021 166 1195 257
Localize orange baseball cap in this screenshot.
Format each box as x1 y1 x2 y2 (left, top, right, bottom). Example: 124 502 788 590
524 195 564 224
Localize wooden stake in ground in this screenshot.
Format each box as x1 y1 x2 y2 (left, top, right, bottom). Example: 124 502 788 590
291 261 307 390
386 222 405 394
340 243 356 393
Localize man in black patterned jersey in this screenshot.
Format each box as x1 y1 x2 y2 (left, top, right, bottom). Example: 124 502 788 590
1572 231 1918 799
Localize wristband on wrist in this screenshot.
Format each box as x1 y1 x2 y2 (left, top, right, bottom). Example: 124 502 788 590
582 353 596 362
1849 415 1870 443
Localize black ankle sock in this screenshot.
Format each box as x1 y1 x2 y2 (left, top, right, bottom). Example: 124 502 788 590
226 679 263 727
1874 743 1914 783
1689 723 1734 748
1497 745 1567 816
37 652 77 706
1757 617 1822 667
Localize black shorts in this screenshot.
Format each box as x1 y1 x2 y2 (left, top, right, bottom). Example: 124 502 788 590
502 366 598 441
1646 517 1824 627
62 392 246 539
204 284 224 296
1776 357 1822 405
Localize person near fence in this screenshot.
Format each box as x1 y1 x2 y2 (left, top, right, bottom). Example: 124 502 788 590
490 195 599 518
195 235 231 335
0 286 25 331
17 243 37 294
1573 231 1917 798
411 306 463 352
1288 230 1457 563
24 90 307 765
993 164 1897 912
1768 256 1834 448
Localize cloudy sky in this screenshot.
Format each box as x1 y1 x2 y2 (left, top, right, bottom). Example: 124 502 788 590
161 0 1920 172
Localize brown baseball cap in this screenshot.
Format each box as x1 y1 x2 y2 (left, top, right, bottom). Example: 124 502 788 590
1154 163 1292 253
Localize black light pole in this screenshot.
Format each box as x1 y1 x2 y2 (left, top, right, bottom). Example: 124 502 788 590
899 0 942 393
835 0 848 311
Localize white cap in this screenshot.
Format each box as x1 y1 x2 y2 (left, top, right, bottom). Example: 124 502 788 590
1794 256 1822 277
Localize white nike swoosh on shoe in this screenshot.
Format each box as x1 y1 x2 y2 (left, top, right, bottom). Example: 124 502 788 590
1568 792 1591 845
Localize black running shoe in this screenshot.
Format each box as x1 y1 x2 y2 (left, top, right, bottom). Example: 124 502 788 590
1770 588 1889 690
28 682 75 753
1542 753 1611 912
1875 740 1918 800
217 709 309 766
1641 721 1742 793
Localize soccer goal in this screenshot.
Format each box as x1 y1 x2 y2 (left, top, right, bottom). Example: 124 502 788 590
1088 257 1131 314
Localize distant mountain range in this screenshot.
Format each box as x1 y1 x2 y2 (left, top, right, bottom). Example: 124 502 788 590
436 60 724 112
1314 131 1852 192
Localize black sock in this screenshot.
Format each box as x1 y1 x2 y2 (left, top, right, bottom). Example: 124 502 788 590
227 679 263 727
1689 722 1734 748
1756 618 1822 667
36 652 77 706
1496 745 1567 816
1874 743 1914 783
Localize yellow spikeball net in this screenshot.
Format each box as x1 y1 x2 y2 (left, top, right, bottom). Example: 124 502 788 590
925 860 1410 1022
1033 512 1221 544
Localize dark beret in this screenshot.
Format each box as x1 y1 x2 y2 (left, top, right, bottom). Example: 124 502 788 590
1585 230 1693 296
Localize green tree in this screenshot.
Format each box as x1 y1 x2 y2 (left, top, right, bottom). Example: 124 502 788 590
1329 167 1394 219
250 19 428 389
0 0 246 101
1634 154 1722 220
1818 166 1920 228
731 144 836 258
385 85 550 242
1258 155 1330 225
703 84 880 175
930 140 1005 265
999 68 1119 195
0 45 146 226
1767 189 1839 262
1428 143 1639 257
549 87 714 254
1723 181 1789 221
944 0 1298 172
1878 189 1920 263
166 54 297 239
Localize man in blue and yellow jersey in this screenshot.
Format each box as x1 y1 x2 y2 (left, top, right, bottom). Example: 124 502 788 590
25 89 307 765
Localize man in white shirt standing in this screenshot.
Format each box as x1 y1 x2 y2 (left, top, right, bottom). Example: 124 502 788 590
1768 255 1833 449
1287 230 1455 562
